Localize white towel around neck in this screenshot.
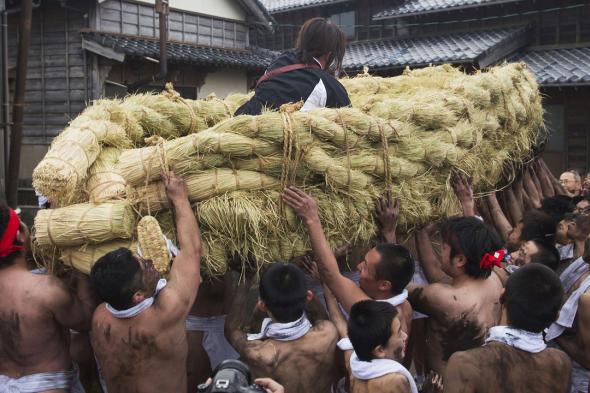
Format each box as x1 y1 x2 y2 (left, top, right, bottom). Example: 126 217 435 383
337 338 418 393
378 289 408 307
559 257 590 293
247 313 312 341
546 273 590 341
105 278 167 318
485 326 546 353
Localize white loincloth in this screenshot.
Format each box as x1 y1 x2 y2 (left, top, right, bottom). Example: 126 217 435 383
247 313 312 341
485 326 546 353
185 315 239 369
0 364 84 393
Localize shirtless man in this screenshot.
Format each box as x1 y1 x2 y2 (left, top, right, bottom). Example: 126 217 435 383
411 216 504 374
493 238 560 285
444 264 571 393
90 171 202 393
0 202 95 392
225 262 338 393
327 293 415 393
282 187 414 334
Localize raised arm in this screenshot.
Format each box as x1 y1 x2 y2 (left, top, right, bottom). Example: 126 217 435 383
451 170 475 217
524 169 542 209
534 160 555 197
485 192 513 241
158 171 202 318
282 187 369 312
374 190 400 244
415 228 452 284
504 187 523 226
224 272 257 356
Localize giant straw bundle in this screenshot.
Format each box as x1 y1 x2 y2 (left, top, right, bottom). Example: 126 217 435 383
32 63 545 276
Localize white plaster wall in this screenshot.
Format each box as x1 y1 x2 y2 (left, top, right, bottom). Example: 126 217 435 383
133 0 247 21
199 69 248 99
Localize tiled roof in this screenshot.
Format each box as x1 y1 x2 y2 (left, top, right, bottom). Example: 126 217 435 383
373 0 520 20
81 31 278 70
343 27 527 71
260 0 350 13
509 47 590 86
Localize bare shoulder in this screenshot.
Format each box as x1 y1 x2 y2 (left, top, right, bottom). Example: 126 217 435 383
32 273 73 307
386 372 411 393
544 347 572 368
311 319 338 337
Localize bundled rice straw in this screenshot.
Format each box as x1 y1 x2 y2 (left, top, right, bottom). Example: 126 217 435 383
86 148 126 203
32 62 545 276
61 239 135 274
137 216 171 273
34 203 135 247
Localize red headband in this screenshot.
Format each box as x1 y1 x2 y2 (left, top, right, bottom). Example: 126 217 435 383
480 249 505 270
0 208 25 258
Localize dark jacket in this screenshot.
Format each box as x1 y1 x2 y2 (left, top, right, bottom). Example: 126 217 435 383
235 51 351 116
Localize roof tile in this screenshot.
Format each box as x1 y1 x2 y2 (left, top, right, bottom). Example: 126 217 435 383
509 47 590 86
260 0 349 13
374 0 520 19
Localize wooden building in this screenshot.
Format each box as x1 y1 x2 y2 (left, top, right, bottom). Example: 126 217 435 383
254 0 590 175
1 0 275 202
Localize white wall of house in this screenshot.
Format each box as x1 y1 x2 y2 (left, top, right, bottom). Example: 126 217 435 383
135 0 247 21
199 69 248 98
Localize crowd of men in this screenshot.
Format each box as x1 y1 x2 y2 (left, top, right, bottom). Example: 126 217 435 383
1 163 590 393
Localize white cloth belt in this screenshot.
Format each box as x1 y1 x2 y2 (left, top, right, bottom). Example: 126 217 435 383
485 326 546 353
247 313 312 341
546 273 590 341
0 365 84 393
185 315 239 369
378 289 408 307
106 278 167 318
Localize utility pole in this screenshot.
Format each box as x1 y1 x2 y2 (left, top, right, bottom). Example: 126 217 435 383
6 0 33 207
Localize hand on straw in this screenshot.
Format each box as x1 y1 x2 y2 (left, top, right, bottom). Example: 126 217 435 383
451 169 475 217
281 186 320 225
374 189 400 243
162 171 188 205
300 255 322 282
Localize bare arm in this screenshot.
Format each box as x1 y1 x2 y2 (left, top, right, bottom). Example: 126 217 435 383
555 293 590 369
282 187 369 312
524 169 542 209
535 160 555 197
46 272 97 332
504 187 523 226
407 283 452 318
323 283 348 339
158 171 202 319
224 274 256 355
451 170 475 217
485 193 513 241
539 159 567 196
415 229 452 284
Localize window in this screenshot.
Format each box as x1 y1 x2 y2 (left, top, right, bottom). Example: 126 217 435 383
329 10 355 39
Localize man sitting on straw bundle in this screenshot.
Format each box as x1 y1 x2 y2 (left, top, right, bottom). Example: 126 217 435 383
235 17 350 116
89 171 202 393
408 217 504 375
225 262 339 393
0 202 95 392
281 187 415 336
443 264 571 393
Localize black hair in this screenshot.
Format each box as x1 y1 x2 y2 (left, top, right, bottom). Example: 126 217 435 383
540 196 574 222
505 264 563 332
348 300 398 361
295 17 347 74
0 201 24 267
521 209 557 244
374 243 414 295
259 263 307 323
528 239 560 271
90 248 141 310
440 217 503 279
